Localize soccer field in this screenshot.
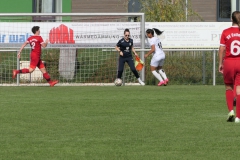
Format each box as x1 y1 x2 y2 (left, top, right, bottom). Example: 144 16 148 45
0 85 239 160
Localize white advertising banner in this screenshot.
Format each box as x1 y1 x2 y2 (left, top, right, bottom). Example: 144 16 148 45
0 22 232 48
149 22 232 48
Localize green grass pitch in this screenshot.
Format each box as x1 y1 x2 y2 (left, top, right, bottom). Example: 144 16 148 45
0 85 239 160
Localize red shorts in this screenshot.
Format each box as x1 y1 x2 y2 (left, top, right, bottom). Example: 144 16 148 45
30 54 45 69
223 59 240 85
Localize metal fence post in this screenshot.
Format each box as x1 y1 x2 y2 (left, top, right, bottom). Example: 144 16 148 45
17 51 20 86
140 13 145 82
122 69 125 86
213 50 216 86
202 51 206 85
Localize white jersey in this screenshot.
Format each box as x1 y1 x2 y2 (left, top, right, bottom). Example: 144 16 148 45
148 37 165 67
148 37 164 55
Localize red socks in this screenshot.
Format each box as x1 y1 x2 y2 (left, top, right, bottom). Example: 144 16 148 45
226 90 234 112
16 68 29 74
21 68 30 73
236 95 240 118
43 73 51 82
15 69 52 84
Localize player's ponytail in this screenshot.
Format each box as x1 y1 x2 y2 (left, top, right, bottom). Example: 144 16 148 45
152 28 164 36
237 13 240 28
232 11 240 28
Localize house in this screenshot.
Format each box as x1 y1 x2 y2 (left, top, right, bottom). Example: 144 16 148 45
0 0 235 22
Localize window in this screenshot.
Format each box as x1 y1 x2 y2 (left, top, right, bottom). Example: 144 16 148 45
32 0 57 21
32 0 56 13
217 0 232 22
128 0 141 22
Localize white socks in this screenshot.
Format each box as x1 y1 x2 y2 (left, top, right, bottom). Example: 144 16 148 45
229 110 234 115
152 71 163 82
138 78 145 85
159 69 167 80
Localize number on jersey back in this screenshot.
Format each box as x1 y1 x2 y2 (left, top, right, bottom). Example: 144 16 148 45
27 36 44 54
220 26 240 58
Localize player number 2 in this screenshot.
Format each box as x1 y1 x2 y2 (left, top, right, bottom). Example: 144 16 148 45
31 42 35 50
231 40 240 55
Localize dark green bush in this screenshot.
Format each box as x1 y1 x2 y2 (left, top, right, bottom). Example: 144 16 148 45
0 49 224 85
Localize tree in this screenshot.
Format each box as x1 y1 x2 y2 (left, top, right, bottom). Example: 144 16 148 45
139 0 202 22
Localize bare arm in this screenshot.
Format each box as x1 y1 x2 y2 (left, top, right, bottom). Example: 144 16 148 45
41 39 49 48
132 46 138 56
115 45 123 56
144 45 155 58
218 45 225 73
18 41 28 58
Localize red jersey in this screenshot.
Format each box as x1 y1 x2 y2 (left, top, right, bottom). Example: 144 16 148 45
220 26 240 59
27 35 44 57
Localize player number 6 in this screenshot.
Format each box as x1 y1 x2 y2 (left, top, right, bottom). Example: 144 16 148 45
231 40 240 55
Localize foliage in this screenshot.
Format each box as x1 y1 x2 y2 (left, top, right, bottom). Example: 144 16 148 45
0 52 17 83
139 0 202 22
41 49 60 81
144 51 223 85
0 49 223 85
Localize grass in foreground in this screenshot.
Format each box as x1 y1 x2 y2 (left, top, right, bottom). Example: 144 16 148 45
0 85 239 160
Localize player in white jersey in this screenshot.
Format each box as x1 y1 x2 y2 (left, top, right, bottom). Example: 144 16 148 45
145 28 169 86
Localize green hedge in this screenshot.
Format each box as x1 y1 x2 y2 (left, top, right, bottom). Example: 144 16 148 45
0 49 224 85
144 51 223 85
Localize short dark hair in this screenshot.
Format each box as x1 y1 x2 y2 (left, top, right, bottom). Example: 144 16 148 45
124 28 130 34
32 26 40 34
146 28 164 36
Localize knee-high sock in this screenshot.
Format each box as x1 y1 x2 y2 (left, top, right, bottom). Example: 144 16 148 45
226 90 234 112
152 71 163 82
236 95 240 118
43 73 51 82
159 69 167 80
16 68 29 74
